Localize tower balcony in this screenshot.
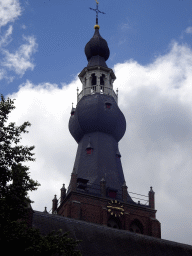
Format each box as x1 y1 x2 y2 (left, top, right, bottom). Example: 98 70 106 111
77 85 118 103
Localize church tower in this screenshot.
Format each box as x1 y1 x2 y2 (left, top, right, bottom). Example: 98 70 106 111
55 8 161 238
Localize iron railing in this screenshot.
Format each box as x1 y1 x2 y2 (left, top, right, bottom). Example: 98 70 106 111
128 191 149 205
48 182 149 214
77 86 118 103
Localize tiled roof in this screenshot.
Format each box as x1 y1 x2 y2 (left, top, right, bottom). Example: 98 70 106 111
33 211 192 256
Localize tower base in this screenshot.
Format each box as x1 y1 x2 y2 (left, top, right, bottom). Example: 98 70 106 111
57 190 161 238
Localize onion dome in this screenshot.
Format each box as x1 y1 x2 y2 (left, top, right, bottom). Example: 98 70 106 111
85 27 110 68
69 94 126 143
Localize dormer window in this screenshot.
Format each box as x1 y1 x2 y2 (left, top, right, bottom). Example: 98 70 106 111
109 191 117 198
86 136 93 155
86 148 93 155
70 103 75 116
107 187 118 198
116 149 121 158
77 178 89 190
105 103 112 109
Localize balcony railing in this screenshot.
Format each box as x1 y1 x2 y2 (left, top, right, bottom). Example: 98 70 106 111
48 183 149 214
77 86 118 103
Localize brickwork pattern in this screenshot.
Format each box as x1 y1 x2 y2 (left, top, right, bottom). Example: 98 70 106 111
57 191 161 238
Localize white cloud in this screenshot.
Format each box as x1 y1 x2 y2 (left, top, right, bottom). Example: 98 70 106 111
0 25 13 47
21 24 26 30
0 69 6 80
2 35 37 76
0 2 37 82
185 26 192 34
109 52 116 61
118 39 126 46
114 42 192 245
0 0 21 28
7 78 80 212
120 23 130 31
6 42 192 246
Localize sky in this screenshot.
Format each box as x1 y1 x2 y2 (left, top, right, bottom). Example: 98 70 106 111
1 0 192 246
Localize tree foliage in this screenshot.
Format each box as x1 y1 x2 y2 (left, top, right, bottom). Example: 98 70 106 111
0 95 82 256
0 94 38 223
3 222 82 256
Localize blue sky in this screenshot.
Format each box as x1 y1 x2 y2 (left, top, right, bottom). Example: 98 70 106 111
1 0 192 95
1 0 192 246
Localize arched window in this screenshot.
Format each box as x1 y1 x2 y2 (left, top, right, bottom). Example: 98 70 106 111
100 74 105 86
109 77 112 85
107 217 121 229
107 220 119 229
91 73 96 86
129 219 143 234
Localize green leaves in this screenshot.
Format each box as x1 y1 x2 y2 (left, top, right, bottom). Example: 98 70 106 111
0 94 82 255
0 95 38 221
0 94 39 224
2 222 82 256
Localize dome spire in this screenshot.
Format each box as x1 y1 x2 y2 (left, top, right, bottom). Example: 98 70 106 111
89 0 106 29
85 2 109 68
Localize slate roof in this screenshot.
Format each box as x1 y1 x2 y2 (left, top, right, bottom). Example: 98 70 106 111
85 28 110 68
68 93 130 198
32 210 192 256
69 94 126 143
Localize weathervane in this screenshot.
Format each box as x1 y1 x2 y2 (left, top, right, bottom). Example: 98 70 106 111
90 0 106 25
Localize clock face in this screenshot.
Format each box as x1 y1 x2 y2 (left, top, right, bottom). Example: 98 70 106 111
107 199 124 217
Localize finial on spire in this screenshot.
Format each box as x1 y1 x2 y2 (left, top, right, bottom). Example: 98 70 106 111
89 0 106 29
